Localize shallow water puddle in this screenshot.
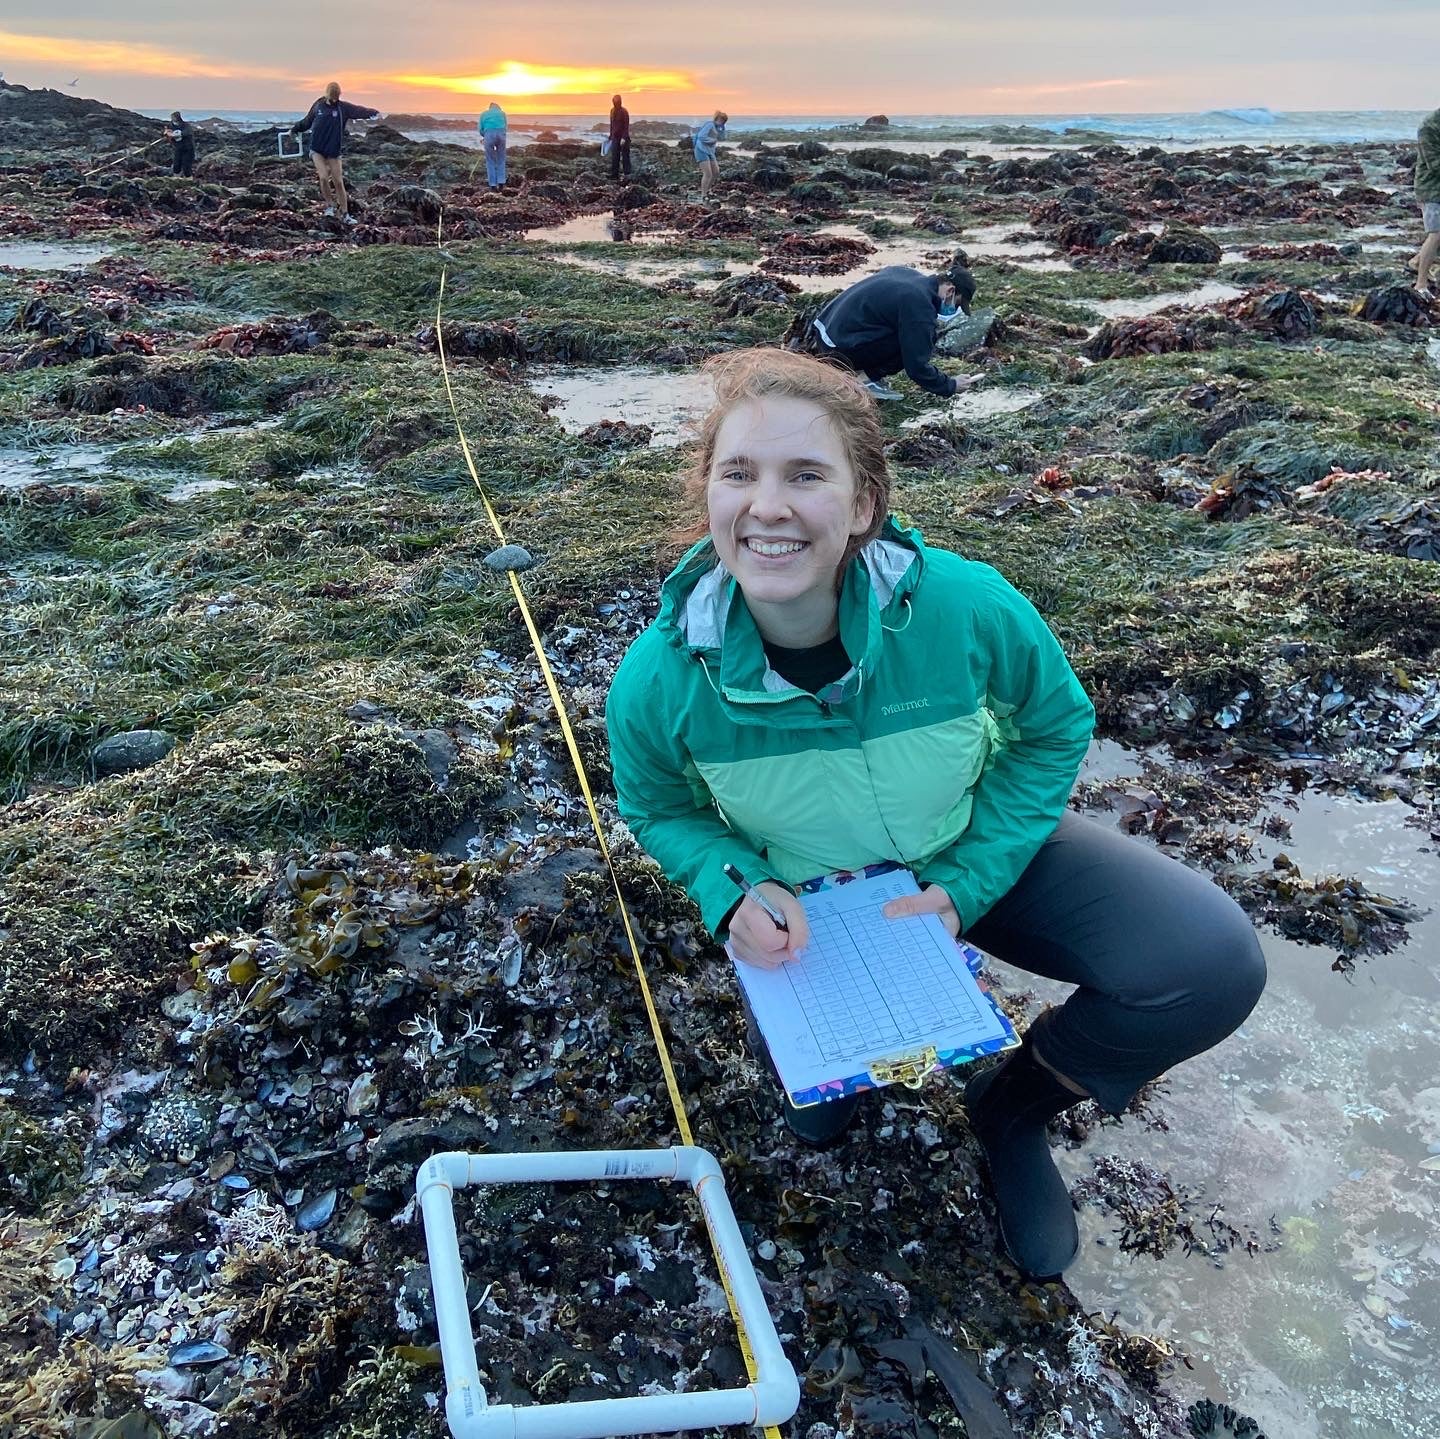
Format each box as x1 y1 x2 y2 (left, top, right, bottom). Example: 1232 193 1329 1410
0 445 113 490
899 386 1044 425
540 249 752 290
1014 748 1440 1439
0 240 115 271
166 478 240 502
524 214 674 245
525 366 714 444
0 436 247 501
1084 280 1245 322
960 223 1071 270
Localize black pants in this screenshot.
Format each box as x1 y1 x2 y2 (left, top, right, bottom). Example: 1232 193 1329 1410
609 137 632 180
823 337 901 383
758 813 1266 1116
173 150 194 177
793 323 896 384
966 812 1265 1112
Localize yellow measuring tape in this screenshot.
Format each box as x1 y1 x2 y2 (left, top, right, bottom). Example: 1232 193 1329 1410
81 135 168 181
432 222 785 1438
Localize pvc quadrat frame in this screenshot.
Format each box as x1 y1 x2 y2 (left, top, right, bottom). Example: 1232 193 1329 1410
417 1146 801 1439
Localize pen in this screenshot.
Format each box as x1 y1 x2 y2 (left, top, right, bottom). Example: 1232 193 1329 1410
722 863 789 933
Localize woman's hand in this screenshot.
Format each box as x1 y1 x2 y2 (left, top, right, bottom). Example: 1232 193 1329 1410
882 883 961 937
728 883 809 969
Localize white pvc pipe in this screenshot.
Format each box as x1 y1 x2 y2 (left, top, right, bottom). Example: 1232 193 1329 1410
416 1146 800 1439
417 1154 487 1435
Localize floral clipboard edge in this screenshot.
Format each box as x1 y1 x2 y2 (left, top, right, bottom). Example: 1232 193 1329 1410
786 860 1021 1110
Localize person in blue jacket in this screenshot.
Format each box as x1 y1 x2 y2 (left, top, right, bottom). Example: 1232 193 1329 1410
479 102 508 190
290 82 379 226
693 110 729 201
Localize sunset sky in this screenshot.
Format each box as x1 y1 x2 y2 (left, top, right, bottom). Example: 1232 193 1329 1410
2 1 1437 117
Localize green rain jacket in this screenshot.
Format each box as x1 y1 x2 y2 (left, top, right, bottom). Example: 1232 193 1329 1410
605 521 1095 938
1417 108 1440 202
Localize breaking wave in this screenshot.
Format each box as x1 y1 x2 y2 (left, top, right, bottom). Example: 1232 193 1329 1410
1209 107 1281 126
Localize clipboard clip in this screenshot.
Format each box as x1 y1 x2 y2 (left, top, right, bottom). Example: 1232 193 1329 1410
868 1046 939 1090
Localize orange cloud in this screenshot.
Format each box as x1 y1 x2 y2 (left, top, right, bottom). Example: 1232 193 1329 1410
0 26 290 81
392 60 696 99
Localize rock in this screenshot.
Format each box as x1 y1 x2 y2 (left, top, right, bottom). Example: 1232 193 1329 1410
710 272 799 318
847 148 925 176
1057 213 1129 250
795 139 829 161
579 418 653 449
138 1367 197 1400
1148 174 1184 200
368 1113 497 1172
633 1256 699 1307
1357 285 1435 326
704 1343 747 1385
1246 289 1321 340
397 1265 436 1330
885 164 930 183
137 1087 219 1162
788 181 845 212
106 179 149 206
613 184 655 211
499 846 605 912
91 729 176 776
482 544 536 572
410 728 457 784
862 114 890 128
386 184 443 224
1148 227 1222 264
748 159 793 191
935 307 1001 357
160 989 207 1026
912 210 957 234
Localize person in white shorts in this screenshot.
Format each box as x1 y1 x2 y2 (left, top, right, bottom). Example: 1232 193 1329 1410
1411 108 1440 295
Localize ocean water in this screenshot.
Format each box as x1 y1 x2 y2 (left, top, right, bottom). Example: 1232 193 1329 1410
143 107 1429 148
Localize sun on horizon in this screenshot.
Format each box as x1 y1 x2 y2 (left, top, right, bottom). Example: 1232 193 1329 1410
389 59 699 110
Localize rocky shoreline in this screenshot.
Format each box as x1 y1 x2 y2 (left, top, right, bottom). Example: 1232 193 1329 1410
1 79 1437 1439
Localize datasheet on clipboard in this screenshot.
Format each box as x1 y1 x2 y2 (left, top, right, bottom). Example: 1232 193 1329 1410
729 865 1019 1107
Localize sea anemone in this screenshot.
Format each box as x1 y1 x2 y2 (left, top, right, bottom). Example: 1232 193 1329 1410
1277 1215 1334 1275
1249 1304 1351 1389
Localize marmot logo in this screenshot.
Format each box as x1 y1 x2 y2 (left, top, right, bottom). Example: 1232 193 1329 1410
881 699 930 716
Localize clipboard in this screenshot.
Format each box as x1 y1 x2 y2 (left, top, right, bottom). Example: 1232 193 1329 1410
728 861 1019 1108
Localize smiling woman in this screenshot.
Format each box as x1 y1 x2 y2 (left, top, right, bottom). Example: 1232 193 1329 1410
605 346 1265 1283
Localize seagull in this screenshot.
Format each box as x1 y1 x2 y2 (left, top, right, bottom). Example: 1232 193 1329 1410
67 76 80 88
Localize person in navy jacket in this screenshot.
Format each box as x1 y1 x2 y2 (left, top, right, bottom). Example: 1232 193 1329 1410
291 82 379 226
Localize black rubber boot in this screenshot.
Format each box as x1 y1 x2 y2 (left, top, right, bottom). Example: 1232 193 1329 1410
964 1044 1084 1279
782 1092 861 1149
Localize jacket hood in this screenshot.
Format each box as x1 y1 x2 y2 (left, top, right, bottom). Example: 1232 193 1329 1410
654 518 926 715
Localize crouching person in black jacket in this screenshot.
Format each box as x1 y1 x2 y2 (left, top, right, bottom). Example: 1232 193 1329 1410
801 258 979 400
